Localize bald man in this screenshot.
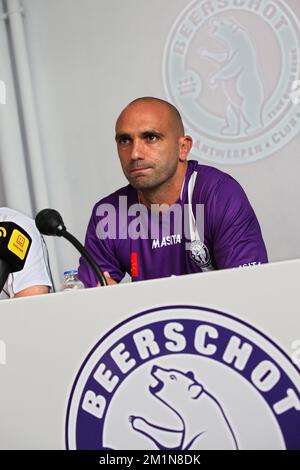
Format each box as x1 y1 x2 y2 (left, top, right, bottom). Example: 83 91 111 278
78 97 268 286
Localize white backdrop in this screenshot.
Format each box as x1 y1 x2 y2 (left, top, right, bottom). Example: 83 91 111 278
0 0 300 287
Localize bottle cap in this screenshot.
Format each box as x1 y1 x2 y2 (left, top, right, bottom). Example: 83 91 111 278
64 270 78 275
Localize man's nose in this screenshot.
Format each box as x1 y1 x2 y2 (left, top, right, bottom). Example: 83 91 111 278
130 139 144 160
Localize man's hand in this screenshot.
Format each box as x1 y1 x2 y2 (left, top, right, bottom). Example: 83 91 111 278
97 271 117 287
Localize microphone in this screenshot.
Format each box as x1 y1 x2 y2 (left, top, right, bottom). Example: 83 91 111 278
0 222 32 293
35 209 107 287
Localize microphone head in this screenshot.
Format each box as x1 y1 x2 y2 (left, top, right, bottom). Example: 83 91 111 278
35 209 66 236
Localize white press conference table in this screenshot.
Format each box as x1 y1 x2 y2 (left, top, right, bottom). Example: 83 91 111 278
0 259 299 450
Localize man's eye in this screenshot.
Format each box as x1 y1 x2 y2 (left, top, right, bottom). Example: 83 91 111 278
118 137 130 145
146 134 159 142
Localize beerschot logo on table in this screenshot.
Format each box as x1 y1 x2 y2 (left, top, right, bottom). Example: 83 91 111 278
66 306 300 449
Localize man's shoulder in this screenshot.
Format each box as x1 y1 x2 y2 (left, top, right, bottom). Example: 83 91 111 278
193 161 233 184
190 161 236 195
91 185 137 214
0 207 38 235
0 206 32 221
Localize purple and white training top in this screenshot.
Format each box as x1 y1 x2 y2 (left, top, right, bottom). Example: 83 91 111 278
78 160 268 286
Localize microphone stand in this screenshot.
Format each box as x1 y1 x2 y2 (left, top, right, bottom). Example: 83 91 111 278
61 230 107 287
35 209 108 287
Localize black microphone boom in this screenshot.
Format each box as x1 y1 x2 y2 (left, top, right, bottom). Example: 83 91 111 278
35 209 107 287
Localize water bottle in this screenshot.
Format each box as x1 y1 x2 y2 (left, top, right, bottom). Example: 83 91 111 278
63 270 84 292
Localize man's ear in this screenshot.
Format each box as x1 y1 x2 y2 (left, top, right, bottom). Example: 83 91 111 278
188 383 203 399
179 135 193 162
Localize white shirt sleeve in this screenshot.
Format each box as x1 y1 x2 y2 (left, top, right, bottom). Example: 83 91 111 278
0 207 52 298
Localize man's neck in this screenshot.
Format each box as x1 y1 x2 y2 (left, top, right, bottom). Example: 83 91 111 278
138 162 188 209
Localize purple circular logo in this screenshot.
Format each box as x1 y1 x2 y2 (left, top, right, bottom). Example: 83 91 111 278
66 306 300 449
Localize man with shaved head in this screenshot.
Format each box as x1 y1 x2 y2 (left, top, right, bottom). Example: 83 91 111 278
115 97 191 207
78 97 268 286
